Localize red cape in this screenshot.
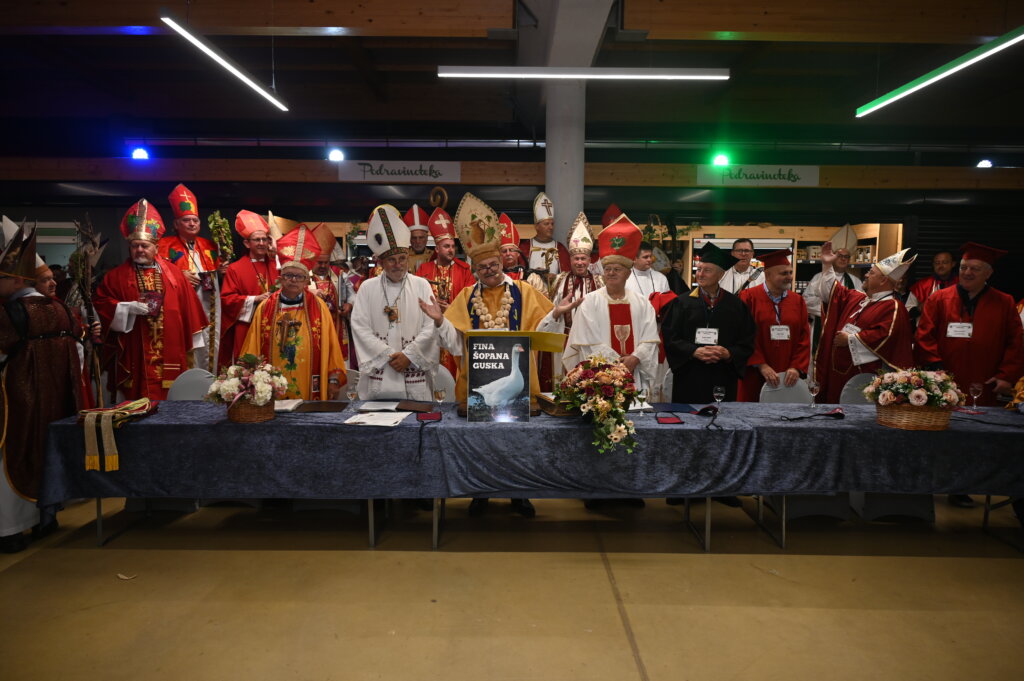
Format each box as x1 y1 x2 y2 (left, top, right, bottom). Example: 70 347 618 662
219 257 278 366
737 286 811 402
94 258 209 401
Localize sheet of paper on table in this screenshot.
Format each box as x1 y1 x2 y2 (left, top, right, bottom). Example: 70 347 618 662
359 401 401 412
344 411 412 427
274 399 303 412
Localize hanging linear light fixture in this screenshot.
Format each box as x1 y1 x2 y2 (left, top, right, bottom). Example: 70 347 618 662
856 24 1024 118
438 66 729 81
160 8 289 112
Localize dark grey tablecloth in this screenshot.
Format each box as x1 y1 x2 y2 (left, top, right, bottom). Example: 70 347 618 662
40 401 1024 507
40 401 443 506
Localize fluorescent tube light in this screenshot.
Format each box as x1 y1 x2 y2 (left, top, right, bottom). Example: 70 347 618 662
160 10 288 112
856 24 1024 118
438 66 729 81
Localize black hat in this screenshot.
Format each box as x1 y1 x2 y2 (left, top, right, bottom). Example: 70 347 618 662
697 242 739 271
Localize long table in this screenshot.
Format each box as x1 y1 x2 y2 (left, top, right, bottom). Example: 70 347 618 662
41 401 1024 547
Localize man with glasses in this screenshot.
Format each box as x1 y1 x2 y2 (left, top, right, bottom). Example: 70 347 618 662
219 210 279 367
719 238 765 294
419 193 577 519
350 205 438 401
241 224 345 401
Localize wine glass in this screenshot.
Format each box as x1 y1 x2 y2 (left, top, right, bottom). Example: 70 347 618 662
806 378 820 409
712 385 726 412
345 385 359 404
969 383 983 410
613 324 631 355
433 388 446 411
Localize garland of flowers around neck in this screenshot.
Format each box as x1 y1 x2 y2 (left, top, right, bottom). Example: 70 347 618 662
471 282 513 329
382 275 407 325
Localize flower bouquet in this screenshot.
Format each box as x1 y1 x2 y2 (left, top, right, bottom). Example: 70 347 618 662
862 369 965 431
206 354 289 423
554 355 639 453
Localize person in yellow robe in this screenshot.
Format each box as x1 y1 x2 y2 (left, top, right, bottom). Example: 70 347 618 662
240 224 345 400
418 193 579 519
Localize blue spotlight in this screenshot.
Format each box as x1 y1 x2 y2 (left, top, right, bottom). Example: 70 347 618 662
131 147 150 160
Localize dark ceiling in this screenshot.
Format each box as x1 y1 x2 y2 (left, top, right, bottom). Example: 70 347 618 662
3 27 1024 166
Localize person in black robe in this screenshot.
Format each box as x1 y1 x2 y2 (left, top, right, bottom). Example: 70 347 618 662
663 242 755 404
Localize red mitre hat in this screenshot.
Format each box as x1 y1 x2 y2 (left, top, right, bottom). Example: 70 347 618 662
277 223 322 273
404 204 429 232
598 213 642 267
168 184 199 219
498 213 520 249
601 203 623 228
235 210 270 239
120 199 165 243
960 242 1007 265
427 207 456 242
759 248 792 269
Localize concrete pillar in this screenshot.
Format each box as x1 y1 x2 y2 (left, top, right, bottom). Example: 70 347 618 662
544 79 586 242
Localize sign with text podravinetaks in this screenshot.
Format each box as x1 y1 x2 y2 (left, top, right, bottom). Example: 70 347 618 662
697 164 819 187
338 161 461 183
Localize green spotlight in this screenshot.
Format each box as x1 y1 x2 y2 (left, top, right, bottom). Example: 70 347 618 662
712 153 730 166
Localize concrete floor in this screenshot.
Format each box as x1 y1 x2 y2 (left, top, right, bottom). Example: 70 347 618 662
1 497 1022 681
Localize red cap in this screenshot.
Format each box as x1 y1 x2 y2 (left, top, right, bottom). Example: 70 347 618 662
277 223 322 273
427 207 456 242
235 210 270 239
759 248 792 269
960 242 1007 265
601 203 622 228
120 199 165 243
598 213 642 267
404 204 429 232
498 213 520 249
168 184 198 219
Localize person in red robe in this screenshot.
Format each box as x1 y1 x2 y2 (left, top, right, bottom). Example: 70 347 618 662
812 241 916 404
94 199 209 402
415 207 475 381
916 242 1024 406
157 183 225 373
738 249 811 402
218 210 278 367
910 250 958 304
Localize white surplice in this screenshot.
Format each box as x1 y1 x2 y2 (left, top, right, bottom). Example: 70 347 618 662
350 273 439 400
562 287 661 391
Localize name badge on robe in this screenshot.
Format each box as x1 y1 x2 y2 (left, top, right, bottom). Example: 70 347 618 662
841 323 861 336
770 325 791 341
946 322 973 338
695 327 719 344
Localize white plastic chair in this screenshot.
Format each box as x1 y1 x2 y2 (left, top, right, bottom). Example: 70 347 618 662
839 373 875 405
759 379 813 404
167 368 215 401
433 365 456 402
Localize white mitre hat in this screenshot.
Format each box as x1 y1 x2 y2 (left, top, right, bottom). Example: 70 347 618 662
566 212 594 255
830 224 858 253
875 248 917 282
366 204 411 258
533 192 554 223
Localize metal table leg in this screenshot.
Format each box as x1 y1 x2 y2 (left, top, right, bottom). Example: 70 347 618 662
983 495 1024 552
95 498 104 547
683 497 712 552
750 494 787 549
432 498 446 550
367 499 377 548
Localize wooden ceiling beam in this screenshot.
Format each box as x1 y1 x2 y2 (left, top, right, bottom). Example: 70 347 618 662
624 0 1024 44
2 157 1022 190
1 0 512 38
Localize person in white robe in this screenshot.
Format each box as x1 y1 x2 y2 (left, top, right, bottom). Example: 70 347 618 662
350 204 438 400
563 215 660 392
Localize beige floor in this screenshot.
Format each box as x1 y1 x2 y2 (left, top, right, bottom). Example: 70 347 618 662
1 497 1022 681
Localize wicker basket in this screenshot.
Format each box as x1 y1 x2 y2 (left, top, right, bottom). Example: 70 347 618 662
875 404 950 431
227 399 275 423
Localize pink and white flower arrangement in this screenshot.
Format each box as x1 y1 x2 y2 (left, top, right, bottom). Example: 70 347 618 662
554 354 639 454
206 354 289 407
863 369 964 409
